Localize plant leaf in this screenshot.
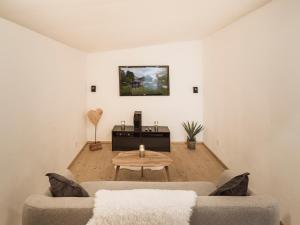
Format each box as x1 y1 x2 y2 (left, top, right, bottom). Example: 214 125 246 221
182 121 204 141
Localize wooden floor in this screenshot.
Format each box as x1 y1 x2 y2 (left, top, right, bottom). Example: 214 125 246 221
69 143 225 183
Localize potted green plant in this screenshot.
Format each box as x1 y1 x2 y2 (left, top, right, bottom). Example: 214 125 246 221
182 121 203 150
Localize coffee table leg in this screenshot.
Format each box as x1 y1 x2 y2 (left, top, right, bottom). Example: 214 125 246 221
141 166 144 178
165 166 170 181
114 166 120 181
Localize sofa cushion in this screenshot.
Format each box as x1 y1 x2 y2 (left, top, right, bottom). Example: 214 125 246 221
216 170 254 195
216 170 246 187
46 173 89 197
80 181 216 196
210 173 250 196
44 169 76 196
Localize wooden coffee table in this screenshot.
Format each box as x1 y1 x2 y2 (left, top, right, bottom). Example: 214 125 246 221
112 151 173 181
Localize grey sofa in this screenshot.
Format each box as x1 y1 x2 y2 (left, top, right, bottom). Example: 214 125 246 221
23 170 280 225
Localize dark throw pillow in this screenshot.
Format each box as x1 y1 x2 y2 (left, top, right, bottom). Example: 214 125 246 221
46 173 89 197
209 172 250 196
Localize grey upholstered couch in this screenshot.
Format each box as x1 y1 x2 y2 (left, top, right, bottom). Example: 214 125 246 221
23 170 280 225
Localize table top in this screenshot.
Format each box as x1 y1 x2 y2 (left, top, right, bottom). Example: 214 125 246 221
112 125 170 133
112 150 173 167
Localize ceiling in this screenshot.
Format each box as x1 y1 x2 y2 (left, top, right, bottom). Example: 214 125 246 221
0 0 271 52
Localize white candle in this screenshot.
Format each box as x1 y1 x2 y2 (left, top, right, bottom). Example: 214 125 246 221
139 145 145 157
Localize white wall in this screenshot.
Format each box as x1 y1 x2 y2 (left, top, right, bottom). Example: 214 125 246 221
86 41 203 142
203 0 300 224
0 18 87 225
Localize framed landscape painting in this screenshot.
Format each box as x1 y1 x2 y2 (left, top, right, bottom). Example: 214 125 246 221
119 66 170 96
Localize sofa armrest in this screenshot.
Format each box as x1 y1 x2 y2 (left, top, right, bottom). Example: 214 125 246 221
191 195 280 225
23 195 94 225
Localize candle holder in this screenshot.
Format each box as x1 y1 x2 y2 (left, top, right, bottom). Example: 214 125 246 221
121 121 126 130
139 145 145 158
154 121 158 132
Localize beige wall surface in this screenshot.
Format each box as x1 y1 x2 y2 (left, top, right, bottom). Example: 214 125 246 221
203 0 300 224
0 18 87 225
86 41 203 142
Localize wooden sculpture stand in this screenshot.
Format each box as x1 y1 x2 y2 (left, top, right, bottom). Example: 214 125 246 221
89 141 102 151
87 108 103 151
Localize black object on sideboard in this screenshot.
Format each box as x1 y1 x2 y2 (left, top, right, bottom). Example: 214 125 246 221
133 111 142 132
112 125 170 152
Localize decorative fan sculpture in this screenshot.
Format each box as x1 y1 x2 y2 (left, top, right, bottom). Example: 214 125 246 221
87 108 103 151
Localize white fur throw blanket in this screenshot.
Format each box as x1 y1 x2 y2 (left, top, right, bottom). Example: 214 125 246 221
86 189 197 225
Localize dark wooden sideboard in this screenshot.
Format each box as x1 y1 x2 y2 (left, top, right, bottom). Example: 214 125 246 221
112 125 170 151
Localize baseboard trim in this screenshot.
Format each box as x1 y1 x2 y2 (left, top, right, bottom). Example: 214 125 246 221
87 140 112 144
100 140 112 144
202 143 228 169
171 141 186 144
87 141 201 145
171 141 203 144
67 142 88 169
